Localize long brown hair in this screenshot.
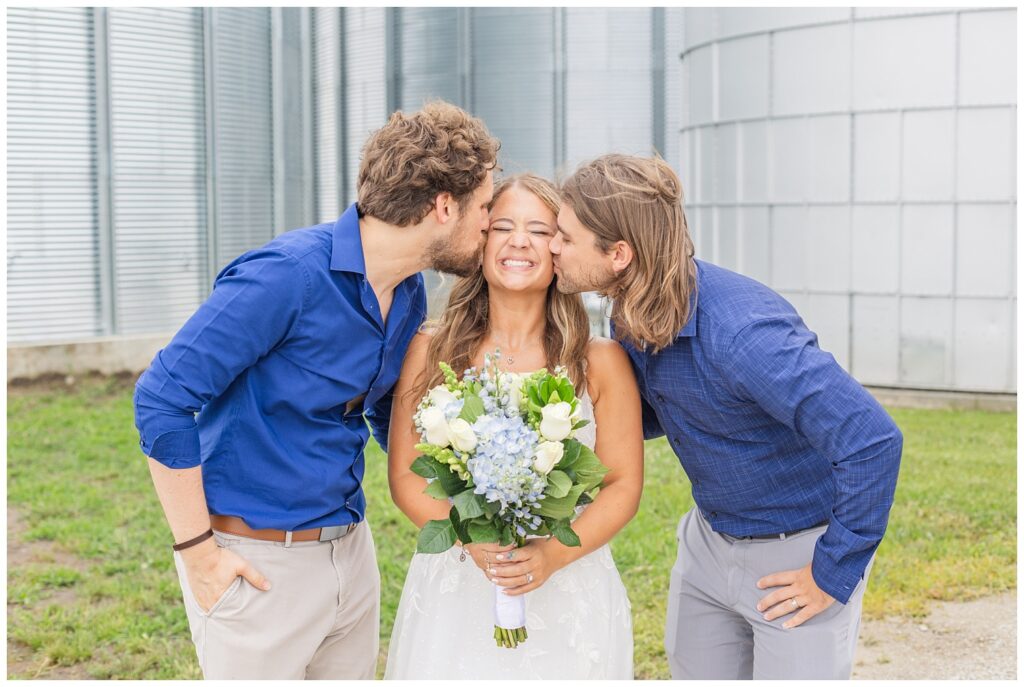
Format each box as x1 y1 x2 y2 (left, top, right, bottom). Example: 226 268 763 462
413 174 591 398
561 154 696 353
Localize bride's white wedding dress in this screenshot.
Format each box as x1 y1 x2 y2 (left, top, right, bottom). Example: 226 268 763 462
384 390 633 679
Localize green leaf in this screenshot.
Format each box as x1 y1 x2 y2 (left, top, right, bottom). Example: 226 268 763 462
527 401 543 415
557 383 574 403
450 508 470 544
571 419 590 430
453 489 485 520
410 455 437 479
556 440 582 470
424 479 449 500
548 390 561 405
550 518 582 547
573 456 611 491
416 519 457 553
499 523 515 546
432 462 466 495
459 393 485 423
559 441 609 490
467 518 500 543
544 470 572 499
527 386 541 407
539 380 552 401
537 484 585 519
576 491 594 507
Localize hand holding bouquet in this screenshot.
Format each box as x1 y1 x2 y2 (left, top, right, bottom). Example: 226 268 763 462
411 352 609 648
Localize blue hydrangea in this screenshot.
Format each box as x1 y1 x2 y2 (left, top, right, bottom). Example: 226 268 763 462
467 412 546 531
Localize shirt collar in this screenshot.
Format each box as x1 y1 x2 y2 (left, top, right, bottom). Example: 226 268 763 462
330 203 366 274
677 259 701 338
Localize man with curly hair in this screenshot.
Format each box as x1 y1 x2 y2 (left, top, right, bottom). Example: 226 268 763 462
134 101 498 679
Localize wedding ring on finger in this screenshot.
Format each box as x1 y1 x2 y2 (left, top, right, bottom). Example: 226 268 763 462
790 598 799 609
526 573 534 584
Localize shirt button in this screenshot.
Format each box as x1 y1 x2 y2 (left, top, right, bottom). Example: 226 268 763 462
657 394 665 403
710 511 717 518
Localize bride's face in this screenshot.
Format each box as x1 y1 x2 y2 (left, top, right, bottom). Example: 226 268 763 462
482 185 557 293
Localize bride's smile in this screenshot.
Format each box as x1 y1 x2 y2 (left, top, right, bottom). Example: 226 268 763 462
484 185 558 293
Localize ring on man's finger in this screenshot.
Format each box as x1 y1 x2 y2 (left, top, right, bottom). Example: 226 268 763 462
526 573 534 584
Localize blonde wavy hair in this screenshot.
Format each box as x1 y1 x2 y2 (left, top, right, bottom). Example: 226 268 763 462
561 154 696 353
413 174 591 399
357 100 500 226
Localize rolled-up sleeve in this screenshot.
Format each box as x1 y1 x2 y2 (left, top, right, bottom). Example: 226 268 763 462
725 316 903 604
134 249 307 468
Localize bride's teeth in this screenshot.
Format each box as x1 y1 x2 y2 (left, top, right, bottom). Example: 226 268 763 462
502 260 533 267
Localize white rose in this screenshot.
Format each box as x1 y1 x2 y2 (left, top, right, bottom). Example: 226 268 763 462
533 441 564 475
419 406 451 447
447 418 478 453
539 402 573 442
427 384 459 410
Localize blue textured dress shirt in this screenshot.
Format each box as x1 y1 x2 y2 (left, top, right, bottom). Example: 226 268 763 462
134 203 427 531
619 259 902 604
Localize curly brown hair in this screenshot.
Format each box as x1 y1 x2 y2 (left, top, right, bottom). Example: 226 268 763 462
356 100 501 227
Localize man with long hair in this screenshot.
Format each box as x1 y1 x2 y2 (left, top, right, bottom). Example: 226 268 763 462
550 153 902 679
133 101 498 679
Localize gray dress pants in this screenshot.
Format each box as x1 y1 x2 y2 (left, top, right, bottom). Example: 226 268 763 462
665 509 872 680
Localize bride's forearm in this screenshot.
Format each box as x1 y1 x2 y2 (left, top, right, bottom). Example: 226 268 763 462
545 479 641 568
390 473 451 529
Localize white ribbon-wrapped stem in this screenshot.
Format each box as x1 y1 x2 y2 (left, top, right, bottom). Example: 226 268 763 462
493 585 526 629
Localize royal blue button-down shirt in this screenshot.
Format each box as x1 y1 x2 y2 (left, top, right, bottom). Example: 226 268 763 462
133 203 427 531
620 259 902 604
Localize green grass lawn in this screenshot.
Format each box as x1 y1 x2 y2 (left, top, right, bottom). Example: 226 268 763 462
6 377 1017 679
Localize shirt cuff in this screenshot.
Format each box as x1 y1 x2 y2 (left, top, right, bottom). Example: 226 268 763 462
143 427 202 469
811 537 868 605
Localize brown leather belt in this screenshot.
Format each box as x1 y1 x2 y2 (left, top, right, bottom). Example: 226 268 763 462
210 514 357 546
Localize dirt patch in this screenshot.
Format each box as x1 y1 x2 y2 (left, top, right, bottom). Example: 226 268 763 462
7 507 95 680
854 592 1017 679
6 643 93 681
7 370 137 396
6 507 88 571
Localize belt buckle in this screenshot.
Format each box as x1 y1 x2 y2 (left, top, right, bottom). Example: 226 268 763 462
318 523 356 542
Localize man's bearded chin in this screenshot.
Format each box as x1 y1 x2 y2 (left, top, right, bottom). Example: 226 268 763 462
555 265 616 295
427 233 482 278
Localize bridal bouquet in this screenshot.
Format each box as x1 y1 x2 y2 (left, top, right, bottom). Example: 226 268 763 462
411 352 609 649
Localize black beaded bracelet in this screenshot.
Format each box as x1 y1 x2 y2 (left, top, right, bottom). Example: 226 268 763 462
172 528 214 552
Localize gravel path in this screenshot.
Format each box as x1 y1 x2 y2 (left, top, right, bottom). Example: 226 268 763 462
854 592 1017 680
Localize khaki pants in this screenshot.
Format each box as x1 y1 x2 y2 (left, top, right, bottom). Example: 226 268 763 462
665 509 872 679
173 522 380 680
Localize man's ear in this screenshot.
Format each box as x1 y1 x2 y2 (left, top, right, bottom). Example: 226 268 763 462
610 240 634 275
432 192 456 225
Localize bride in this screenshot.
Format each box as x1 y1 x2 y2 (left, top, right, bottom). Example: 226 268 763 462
384 174 643 679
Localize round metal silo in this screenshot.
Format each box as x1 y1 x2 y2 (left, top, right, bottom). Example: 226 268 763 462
678 7 1016 392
